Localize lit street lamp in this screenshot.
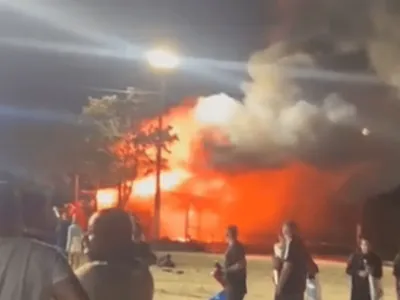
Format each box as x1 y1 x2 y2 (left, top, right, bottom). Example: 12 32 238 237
146 48 180 70
146 47 180 240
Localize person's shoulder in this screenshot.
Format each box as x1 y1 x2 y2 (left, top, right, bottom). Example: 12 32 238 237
233 241 245 249
75 261 105 278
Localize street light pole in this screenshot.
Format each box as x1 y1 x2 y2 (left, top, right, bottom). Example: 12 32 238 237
145 47 180 241
153 77 166 241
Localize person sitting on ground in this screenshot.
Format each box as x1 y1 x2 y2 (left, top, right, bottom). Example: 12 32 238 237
75 208 153 300
157 253 176 268
0 184 89 300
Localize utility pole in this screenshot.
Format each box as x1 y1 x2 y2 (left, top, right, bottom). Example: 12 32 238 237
153 78 166 240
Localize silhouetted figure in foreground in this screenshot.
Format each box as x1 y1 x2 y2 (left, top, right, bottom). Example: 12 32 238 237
393 251 400 300
275 221 308 300
224 225 247 300
0 185 89 300
346 238 383 300
131 217 157 267
76 208 153 300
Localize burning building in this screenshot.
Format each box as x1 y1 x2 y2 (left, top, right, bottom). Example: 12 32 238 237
97 0 400 247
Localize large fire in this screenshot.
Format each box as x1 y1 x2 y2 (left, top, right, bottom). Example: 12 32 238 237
97 96 364 244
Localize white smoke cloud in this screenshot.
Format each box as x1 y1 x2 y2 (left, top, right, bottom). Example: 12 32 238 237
195 47 357 165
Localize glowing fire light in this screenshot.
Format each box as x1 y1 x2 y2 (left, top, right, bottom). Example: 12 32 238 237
96 189 118 210
133 169 191 197
96 97 367 243
194 93 238 126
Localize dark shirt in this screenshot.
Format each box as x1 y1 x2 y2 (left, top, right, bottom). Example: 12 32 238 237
132 242 157 266
56 220 70 250
281 237 308 294
394 253 400 295
346 251 382 300
224 241 247 294
394 253 400 278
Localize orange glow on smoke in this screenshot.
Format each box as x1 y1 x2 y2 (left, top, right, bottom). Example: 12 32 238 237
96 98 366 243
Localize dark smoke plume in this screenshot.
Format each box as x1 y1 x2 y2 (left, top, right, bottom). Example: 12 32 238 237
197 0 400 199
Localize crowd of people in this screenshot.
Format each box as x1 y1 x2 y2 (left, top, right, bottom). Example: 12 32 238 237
1 182 400 300
0 184 155 300
214 222 400 300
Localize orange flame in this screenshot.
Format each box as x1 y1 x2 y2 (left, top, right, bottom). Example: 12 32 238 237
97 98 366 243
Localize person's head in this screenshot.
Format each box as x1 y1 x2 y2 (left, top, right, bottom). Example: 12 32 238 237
86 208 133 262
0 184 23 236
226 225 238 243
360 238 371 254
71 214 77 224
60 211 68 221
282 221 299 240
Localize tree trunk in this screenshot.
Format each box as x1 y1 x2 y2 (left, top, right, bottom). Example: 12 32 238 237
117 181 123 208
184 205 190 241
120 182 132 209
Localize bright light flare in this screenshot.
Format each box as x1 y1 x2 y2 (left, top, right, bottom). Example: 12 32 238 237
362 128 370 136
96 189 118 210
194 93 238 126
146 48 180 70
133 169 191 198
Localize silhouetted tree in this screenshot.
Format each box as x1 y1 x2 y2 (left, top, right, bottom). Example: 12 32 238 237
82 88 177 208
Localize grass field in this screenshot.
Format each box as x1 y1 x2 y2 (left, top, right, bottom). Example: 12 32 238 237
152 252 396 300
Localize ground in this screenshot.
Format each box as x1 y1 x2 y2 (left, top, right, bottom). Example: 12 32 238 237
152 252 396 300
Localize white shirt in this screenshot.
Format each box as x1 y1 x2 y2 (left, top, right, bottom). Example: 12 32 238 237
0 237 71 300
66 223 83 253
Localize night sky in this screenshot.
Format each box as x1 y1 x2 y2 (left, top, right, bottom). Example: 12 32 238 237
0 0 269 111
2 0 400 196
